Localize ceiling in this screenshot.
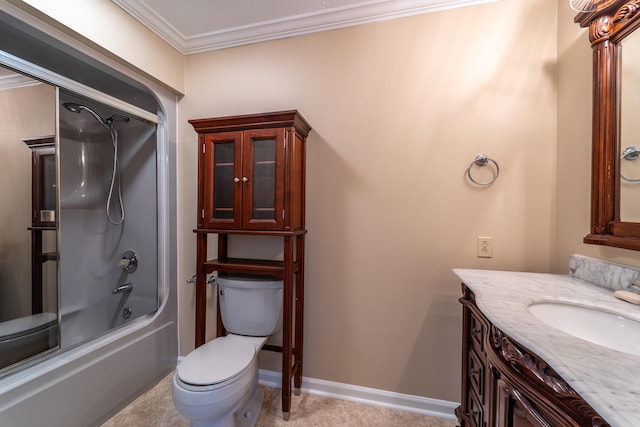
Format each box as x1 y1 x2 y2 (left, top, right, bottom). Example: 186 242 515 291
112 0 498 54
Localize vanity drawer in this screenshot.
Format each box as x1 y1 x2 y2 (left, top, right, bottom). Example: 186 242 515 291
468 347 485 401
466 387 484 427
469 309 486 353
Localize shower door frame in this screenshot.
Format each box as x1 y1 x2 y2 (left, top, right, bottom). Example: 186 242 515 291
0 4 178 425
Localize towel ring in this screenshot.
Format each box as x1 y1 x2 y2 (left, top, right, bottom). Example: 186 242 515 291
621 146 640 182
466 154 499 186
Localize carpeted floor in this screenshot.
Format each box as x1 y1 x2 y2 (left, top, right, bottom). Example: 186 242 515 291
102 373 458 427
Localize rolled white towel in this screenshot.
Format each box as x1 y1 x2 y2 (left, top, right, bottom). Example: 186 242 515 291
614 290 640 305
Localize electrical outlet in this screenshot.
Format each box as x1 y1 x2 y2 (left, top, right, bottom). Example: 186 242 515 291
477 237 492 258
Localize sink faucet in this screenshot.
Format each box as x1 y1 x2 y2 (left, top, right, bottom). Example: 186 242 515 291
627 283 640 294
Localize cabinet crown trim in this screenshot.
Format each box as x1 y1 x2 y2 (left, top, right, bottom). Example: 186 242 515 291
189 110 312 137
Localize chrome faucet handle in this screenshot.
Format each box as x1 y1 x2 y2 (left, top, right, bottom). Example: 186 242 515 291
119 250 138 273
628 283 640 294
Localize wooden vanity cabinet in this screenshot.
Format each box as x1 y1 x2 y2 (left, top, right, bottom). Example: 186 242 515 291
457 284 610 427
190 111 311 420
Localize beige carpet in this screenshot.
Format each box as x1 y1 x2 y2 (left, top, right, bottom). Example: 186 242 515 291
103 372 458 427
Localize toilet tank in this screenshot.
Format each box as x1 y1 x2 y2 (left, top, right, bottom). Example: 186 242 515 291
217 275 283 336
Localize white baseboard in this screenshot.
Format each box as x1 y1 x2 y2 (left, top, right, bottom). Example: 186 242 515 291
258 369 459 421
176 358 458 421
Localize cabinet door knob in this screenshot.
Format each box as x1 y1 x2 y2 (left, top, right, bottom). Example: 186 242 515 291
242 177 249 182
234 177 240 183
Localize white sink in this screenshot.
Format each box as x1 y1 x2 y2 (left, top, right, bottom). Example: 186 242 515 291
527 301 640 356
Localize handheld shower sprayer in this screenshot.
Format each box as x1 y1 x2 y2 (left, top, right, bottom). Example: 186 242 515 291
62 101 129 224
63 102 108 126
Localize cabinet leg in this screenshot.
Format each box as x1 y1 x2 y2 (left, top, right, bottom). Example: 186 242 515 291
31 230 43 314
195 233 208 348
294 234 305 392
282 236 294 417
216 235 228 338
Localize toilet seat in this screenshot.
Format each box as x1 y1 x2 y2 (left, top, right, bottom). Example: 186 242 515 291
177 335 261 392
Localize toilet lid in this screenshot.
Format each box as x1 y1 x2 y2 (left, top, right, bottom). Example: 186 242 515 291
177 336 256 387
0 312 57 341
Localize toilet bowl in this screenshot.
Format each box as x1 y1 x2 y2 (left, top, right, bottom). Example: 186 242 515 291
173 334 267 427
172 275 283 427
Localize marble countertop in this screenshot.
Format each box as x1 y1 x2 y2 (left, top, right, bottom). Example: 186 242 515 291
453 268 640 427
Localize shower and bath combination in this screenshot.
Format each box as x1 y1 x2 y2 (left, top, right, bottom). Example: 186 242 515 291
62 102 129 225
57 96 159 350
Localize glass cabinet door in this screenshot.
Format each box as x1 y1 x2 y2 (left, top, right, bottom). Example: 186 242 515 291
243 128 284 230
202 132 242 228
201 129 285 230
39 149 56 225
23 138 56 228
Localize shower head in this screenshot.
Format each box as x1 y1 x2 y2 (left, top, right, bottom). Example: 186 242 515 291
63 102 85 113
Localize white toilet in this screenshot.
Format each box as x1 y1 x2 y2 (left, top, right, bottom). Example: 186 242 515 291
173 275 283 427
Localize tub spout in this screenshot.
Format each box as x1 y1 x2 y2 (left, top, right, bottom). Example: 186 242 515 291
113 283 133 295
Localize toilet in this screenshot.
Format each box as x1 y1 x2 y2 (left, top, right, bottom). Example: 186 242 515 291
173 275 283 427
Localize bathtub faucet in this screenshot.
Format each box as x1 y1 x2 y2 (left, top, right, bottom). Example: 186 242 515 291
113 283 133 295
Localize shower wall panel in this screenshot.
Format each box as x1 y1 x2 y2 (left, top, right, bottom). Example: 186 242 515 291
58 93 158 349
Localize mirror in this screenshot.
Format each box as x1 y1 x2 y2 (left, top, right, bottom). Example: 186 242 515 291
620 28 640 221
576 1 640 250
0 65 59 369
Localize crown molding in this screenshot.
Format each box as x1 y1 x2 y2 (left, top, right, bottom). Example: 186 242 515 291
113 0 498 54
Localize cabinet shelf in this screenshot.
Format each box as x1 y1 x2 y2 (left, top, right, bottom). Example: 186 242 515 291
204 257 300 278
38 252 57 262
194 228 306 236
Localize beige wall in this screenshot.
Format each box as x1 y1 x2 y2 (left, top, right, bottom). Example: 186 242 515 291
555 4 640 270
10 0 185 94
18 0 640 406
178 0 557 401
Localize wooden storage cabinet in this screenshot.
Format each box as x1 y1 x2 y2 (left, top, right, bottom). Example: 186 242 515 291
194 111 309 231
23 136 57 314
191 111 311 420
457 284 610 427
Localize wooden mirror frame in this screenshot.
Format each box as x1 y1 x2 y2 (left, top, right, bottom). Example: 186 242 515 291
576 0 640 250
